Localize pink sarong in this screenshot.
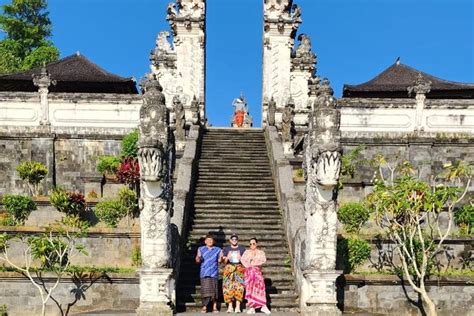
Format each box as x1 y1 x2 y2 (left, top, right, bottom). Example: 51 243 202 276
244 266 267 308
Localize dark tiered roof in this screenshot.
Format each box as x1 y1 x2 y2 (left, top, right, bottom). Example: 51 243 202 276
0 53 138 94
343 61 474 99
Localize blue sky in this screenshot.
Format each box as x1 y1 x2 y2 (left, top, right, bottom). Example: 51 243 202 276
2 0 473 126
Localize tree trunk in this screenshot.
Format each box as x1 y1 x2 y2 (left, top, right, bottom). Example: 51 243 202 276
420 290 437 316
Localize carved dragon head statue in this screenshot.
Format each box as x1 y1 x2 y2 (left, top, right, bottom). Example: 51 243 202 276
309 78 341 189
138 74 169 182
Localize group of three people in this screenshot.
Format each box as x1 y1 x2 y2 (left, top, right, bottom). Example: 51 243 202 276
196 233 271 314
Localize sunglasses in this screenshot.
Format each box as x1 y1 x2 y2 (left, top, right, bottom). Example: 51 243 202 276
230 238 238 241
249 242 257 245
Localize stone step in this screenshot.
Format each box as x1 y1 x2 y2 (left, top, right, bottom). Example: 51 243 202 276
178 284 295 295
176 299 299 310
192 197 278 203
194 187 276 192
187 236 287 245
196 181 274 186
199 147 269 152
188 231 285 239
197 170 271 175
191 217 281 224
198 174 273 182
178 292 298 303
192 209 280 216
194 200 278 207
182 246 289 255
193 214 281 221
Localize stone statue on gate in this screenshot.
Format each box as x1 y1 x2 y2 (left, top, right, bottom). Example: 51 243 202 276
231 94 253 128
173 95 185 142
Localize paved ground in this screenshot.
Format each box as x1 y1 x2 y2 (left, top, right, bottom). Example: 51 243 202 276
76 311 298 315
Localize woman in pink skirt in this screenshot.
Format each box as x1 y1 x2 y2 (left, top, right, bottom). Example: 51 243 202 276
241 237 271 314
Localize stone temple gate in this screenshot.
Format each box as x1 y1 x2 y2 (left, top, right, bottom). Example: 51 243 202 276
137 0 343 315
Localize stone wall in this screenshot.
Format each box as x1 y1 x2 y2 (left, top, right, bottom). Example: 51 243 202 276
341 275 474 316
0 272 139 316
0 130 130 195
0 273 471 315
291 136 474 203
1 227 139 267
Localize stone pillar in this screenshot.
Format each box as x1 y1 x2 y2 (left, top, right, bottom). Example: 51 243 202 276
262 0 301 126
168 0 206 125
33 66 56 126
408 73 431 132
136 75 174 316
290 34 317 131
151 1 206 126
302 79 342 316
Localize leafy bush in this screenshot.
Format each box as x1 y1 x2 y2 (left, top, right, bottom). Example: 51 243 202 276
2 194 36 225
29 235 68 269
116 157 140 185
455 204 473 235
0 213 14 226
131 245 142 267
338 202 371 233
49 188 86 217
121 130 139 158
96 155 121 176
0 304 7 316
87 190 98 200
118 187 138 216
337 237 372 273
95 199 128 227
16 161 48 195
295 168 304 178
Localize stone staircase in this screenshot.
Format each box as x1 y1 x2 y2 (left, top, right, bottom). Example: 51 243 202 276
176 128 299 312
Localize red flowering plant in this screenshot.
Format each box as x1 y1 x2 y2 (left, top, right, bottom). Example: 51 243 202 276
116 157 140 186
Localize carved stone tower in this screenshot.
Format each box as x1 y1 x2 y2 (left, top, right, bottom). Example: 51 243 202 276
262 0 301 126
151 0 206 126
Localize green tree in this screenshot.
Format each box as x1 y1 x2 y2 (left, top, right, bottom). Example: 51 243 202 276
366 157 472 316
0 218 88 316
0 0 59 73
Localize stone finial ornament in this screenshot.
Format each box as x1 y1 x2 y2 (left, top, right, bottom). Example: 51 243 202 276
138 74 168 181
408 73 432 97
292 34 317 72
33 66 56 125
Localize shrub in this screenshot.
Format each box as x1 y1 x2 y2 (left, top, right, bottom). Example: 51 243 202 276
131 245 142 267
118 187 138 216
2 194 36 225
295 168 304 178
49 188 86 217
0 304 7 316
116 157 140 185
95 199 128 227
16 161 48 195
0 213 14 226
455 204 473 235
121 130 139 158
87 190 98 200
337 237 371 273
338 202 371 233
96 156 121 176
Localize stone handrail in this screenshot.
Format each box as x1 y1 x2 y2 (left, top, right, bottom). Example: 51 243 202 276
264 126 306 299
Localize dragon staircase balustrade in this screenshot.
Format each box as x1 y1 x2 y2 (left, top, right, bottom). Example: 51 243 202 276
136 74 175 316
301 78 342 316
